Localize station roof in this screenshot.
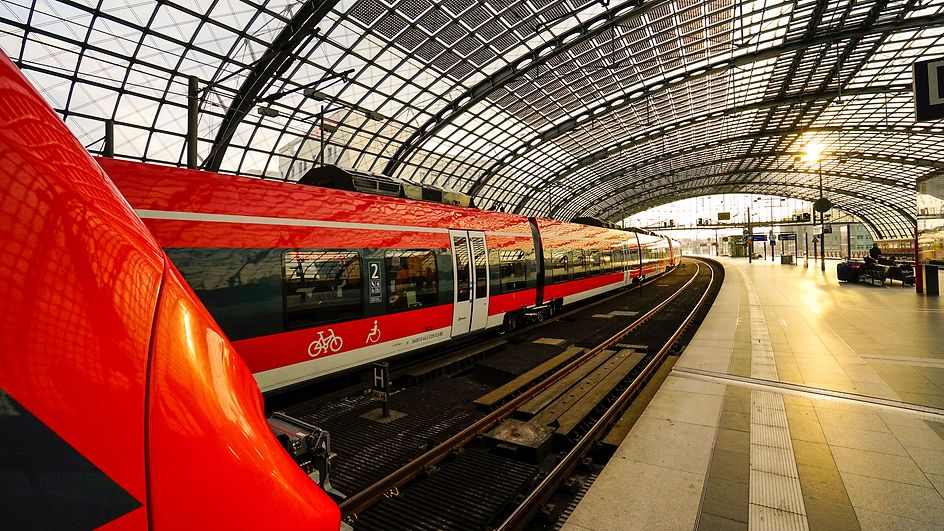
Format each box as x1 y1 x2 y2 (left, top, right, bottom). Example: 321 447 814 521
2 0 943 239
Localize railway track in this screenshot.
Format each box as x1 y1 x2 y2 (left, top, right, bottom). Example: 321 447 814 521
266 267 684 413
332 257 723 530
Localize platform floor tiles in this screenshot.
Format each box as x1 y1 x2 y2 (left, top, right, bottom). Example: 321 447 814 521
563 257 944 531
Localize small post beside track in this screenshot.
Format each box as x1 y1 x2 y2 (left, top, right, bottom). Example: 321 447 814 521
372 362 390 418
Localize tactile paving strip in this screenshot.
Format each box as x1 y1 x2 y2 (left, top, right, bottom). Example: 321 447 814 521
745 278 809 530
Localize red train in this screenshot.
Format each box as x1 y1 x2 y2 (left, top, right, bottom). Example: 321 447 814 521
101 159 681 393
0 51 340 527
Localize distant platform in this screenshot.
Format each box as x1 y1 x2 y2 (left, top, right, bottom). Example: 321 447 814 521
563 257 944 530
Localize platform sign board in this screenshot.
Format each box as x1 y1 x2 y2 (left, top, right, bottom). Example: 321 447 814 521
778 233 797 241
717 212 731 221
751 235 768 241
914 56 944 122
371 362 389 401
367 260 383 303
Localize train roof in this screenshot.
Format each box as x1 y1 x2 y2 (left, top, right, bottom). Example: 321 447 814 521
100 158 655 246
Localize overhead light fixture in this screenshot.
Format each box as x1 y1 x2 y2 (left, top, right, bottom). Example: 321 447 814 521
801 140 823 165
257 106 280 118
303 88 329 101
364 110 385 122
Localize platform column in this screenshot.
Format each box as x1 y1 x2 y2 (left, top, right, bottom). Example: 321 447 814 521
187 75 198 169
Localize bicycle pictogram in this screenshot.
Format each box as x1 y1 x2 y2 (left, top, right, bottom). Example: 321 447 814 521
308 329 343 358
366 320 381 344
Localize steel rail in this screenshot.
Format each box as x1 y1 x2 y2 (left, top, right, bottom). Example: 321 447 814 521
339 260 707 519
495 258 719 530
389 271 672 379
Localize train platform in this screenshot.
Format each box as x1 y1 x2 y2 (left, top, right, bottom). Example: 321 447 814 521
563 257 944 531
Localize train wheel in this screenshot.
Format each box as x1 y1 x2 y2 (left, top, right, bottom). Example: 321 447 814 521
503 313 519 333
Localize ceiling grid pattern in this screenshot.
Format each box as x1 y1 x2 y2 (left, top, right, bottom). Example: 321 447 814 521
1 0 943 238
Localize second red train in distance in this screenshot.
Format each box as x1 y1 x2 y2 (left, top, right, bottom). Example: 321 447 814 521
102 158 682 393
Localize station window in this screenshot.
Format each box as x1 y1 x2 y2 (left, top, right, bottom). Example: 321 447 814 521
386 249 438 311
284 250 362 328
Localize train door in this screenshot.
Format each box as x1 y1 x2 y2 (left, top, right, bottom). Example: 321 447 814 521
622 244 631 285
449 230 490 336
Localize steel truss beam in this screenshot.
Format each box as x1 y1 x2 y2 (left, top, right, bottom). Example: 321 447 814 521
511 120 938 215
579 168 914 220
542 152 923 219
607 183 893 237
465 11 944 198
582 172 915 238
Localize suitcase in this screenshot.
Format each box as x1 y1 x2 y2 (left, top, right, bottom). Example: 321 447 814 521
837 262 855 282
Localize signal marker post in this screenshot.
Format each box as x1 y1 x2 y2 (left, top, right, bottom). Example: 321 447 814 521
361 362 406 423
372 362 390 418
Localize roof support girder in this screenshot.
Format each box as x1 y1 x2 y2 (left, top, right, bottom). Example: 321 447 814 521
203 0 338 172
544 153 917 219
467 11 944 198
508 129 937 217
583 168 914 220
581 172 915 238
512 117 937 215
605 184 890 237
381 0 665 177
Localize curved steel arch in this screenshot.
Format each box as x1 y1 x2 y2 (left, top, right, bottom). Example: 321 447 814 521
603 184 889 236
381 0 667 177
582 168 915 222
509 86 922 212
202 0 339 172
467 10 944 198
544 152 920 220
514 125 938 216
585 173 915 237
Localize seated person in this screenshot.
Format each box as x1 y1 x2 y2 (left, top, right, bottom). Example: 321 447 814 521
865 243 881 264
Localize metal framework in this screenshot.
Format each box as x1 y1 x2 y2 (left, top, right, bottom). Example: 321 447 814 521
3 0 943 238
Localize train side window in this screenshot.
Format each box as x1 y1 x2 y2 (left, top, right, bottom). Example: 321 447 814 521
453 237 471 302
283 250 362 328
551 250 570 283
572 250 587 278
600 251 612 272
499 249 528 291
168 248 283 341
385 249 438 311
544 250 555 284
471 237 488 300
588 250 601 274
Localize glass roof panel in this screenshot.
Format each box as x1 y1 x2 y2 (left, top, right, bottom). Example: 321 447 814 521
2 0 941 236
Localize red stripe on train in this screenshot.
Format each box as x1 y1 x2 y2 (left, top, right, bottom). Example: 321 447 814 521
488 289 538 315
544 271 625 300
233 304 453 373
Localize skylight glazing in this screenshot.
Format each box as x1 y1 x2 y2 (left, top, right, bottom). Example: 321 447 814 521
1 0 942 238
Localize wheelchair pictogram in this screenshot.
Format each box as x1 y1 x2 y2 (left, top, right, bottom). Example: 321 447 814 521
366 320 381 344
